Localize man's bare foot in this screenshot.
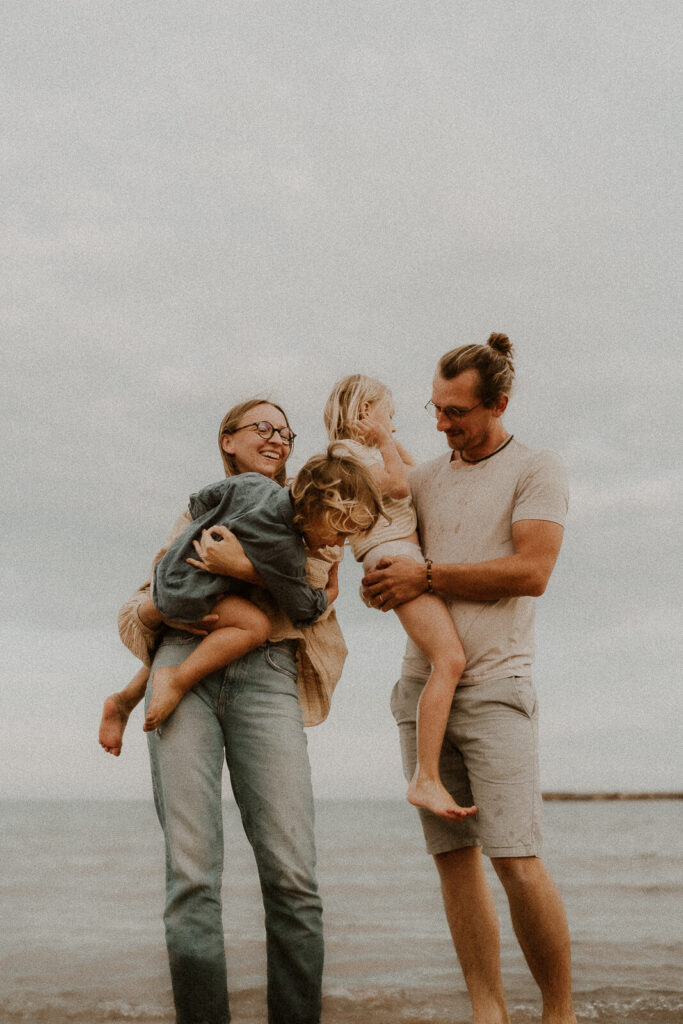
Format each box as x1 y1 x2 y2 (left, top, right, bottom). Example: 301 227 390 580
143 667 188 732
407 774 478 820
99 693 131 756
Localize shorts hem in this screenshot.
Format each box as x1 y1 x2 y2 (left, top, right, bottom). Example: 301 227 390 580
425 837 481 857
482 843 542 859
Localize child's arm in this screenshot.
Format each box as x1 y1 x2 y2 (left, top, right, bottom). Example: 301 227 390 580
323 560 339 606
394 438 417 468
355 416 411 499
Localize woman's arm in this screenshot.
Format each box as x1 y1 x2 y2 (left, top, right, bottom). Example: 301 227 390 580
186 525 266 586
136 594 219 636
118 510 224 663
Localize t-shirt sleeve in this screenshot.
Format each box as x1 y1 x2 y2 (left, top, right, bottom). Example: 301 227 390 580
512 450 569 527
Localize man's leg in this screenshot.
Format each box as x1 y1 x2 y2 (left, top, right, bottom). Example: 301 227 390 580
492 857 577 1024
435 846 511 1024
392 675 510 1023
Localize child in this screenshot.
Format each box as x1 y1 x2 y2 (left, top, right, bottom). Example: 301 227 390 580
324 375 477 821
100 446 384 747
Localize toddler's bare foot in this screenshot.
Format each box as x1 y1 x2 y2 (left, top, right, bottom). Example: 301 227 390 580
143 667 187 732
407 774 478 821
99 694 131 756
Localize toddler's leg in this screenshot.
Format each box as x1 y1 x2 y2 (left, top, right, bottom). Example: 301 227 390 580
144 597 271 731
394 594 477 820
99 664 149 756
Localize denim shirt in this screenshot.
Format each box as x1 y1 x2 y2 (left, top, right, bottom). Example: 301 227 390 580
152 474 328 628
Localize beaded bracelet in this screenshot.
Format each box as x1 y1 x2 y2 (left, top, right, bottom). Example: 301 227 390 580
425 559 434 593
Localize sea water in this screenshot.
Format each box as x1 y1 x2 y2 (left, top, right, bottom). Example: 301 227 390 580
1 799 681 1023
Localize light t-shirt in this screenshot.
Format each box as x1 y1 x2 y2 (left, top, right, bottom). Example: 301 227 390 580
335 438 417 561
403 439 569 684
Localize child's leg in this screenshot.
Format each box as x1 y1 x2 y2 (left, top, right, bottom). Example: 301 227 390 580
144 596 271 731
99 664 150 756
394 594 477 821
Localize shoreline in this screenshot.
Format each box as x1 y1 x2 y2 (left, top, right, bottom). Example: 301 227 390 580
1 792 682 804
542 791 682 801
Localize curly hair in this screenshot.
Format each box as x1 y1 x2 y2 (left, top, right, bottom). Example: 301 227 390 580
438 333 515 407
290 443 388 537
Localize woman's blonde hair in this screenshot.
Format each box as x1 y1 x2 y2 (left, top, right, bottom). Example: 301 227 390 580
290 443 388 537
323 374 393 442
217 397 292 486
438 333 515 407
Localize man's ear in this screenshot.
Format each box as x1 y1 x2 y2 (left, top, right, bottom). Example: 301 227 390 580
492 395 509 418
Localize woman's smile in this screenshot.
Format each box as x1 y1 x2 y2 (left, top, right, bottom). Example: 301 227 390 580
222 402 293 478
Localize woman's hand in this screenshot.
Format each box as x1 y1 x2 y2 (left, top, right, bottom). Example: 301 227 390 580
187 526 263 585
138 595 219 636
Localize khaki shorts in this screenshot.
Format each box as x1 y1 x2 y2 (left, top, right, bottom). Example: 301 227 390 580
362 539 425 572
391 674 542 858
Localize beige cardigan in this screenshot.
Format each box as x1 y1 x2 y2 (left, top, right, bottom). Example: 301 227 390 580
118 510 348 727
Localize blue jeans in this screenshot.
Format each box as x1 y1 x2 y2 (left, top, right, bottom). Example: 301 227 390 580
146 631 323 1024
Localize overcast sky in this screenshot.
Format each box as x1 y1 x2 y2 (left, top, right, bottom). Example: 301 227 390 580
2 0 680 800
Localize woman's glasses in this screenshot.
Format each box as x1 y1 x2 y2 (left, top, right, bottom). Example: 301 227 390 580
231 421 297 446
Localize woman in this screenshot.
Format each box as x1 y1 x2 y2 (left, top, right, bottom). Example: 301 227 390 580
118 398 347 1024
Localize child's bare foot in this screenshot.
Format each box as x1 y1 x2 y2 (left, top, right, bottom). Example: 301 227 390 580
99 694 131 756
407 773 478 820
143 667 187 732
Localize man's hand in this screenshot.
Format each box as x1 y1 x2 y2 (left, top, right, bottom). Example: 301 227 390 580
361 556 426 611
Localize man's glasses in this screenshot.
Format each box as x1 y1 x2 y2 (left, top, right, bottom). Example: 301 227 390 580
231 421 297 446
425 400 483 421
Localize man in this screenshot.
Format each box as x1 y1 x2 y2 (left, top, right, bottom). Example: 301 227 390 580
363 333 577 1024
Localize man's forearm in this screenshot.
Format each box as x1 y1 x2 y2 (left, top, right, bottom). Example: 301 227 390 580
433 519 563 601
432 555 548 601
363 521 563 611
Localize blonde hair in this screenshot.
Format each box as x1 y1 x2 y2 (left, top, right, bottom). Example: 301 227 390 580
217 397 292 486
323 374 393 442
290 443 388 537
438 333 515 407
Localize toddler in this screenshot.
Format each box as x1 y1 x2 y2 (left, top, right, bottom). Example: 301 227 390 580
100 446 384 746
324 375 477 821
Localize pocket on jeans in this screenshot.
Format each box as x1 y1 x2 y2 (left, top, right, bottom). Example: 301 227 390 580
265 644 299 681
